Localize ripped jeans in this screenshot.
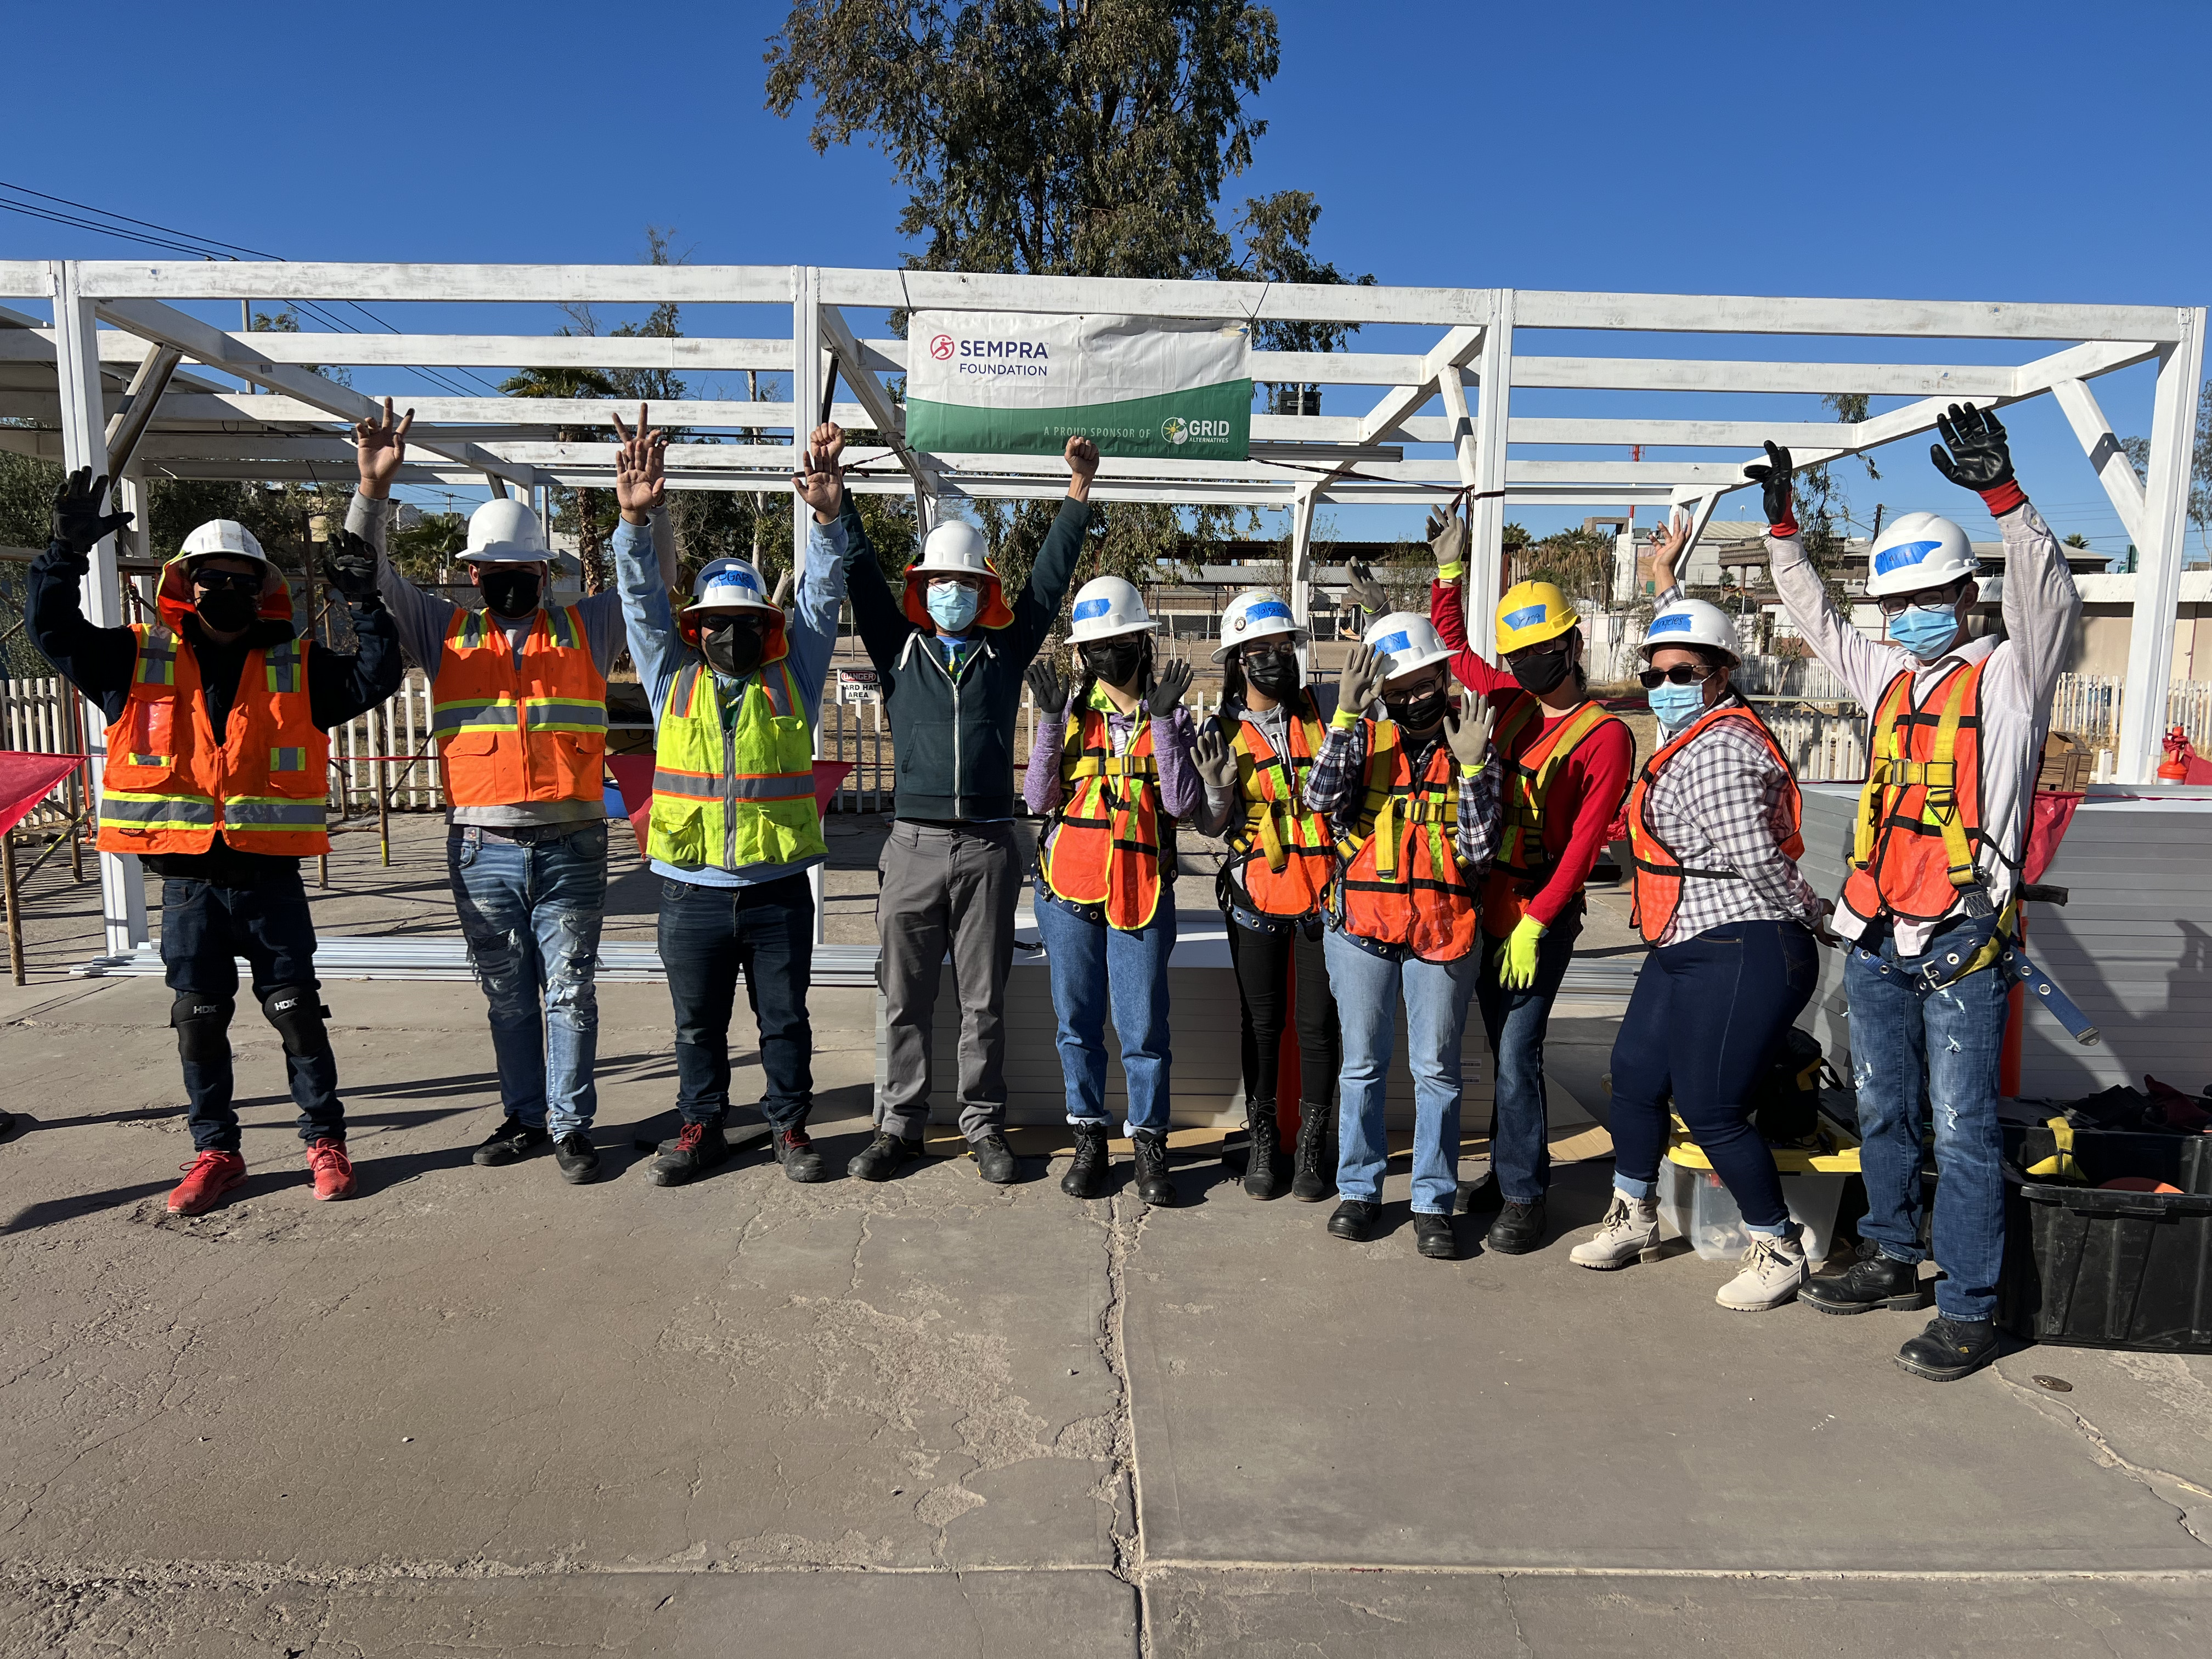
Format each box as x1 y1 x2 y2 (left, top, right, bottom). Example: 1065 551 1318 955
450 823 608 1137
1844 922 2010 1321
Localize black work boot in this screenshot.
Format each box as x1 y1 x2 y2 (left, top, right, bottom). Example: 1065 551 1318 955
1131 1130 1177 1207
553 1131 600 1184
972 1130 1018 1186
473 1116 548 1167
1063 1123 1110 1199
1485 1197 1548 1255
772 1121 827 1184
1242 1101 1284 1200
1413 1213 1459 1260
848 1129 923 1183
1799 1240 1932 1315
1327 1198 1380 1241
1895 1316 2001 1383
648 1118 728 1187
1290 1103 1336 1203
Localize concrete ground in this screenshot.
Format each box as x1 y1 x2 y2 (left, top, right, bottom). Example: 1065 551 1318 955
3 815 2209 1656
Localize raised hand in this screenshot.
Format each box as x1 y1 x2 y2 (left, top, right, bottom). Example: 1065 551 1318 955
1929 402 2015 493
1148 657 1194 716
1026 660 1072 718
1742 441 1795 528
1339 640 1392 712
1444 690 1497 771
1064 435 1099 501
352 397 413 499
1426 506 1468 573
323 528 380 598
793 420 845 521
612 404 669 523
1192 722 1238 791
1342 559 1389 614
1649 511 1689 594
48 466 133 560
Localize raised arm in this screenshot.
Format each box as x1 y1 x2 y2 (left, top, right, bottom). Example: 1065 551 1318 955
349 397 459 669
836 489 916 672
1751 441 1902 708
786 422 854 723
1006 436 1098 666
609 408 682 718
26 467 139 717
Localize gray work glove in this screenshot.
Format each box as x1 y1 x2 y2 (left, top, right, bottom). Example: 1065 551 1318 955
1192 722 1238 791
1338 640 1392 713
1148 658 1193 717
1426 507 1468 575
1342 558 1388 614
1444 690 1497 772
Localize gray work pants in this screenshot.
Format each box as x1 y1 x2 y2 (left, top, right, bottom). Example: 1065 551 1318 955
876 821 1022 1141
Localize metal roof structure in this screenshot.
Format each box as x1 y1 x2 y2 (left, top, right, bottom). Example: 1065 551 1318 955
0 260 2200 953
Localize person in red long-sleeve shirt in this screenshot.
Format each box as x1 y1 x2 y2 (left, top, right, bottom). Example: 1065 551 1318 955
1363 512 1630 1252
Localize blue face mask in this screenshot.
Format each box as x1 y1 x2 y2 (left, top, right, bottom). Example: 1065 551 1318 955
926 580 980 633
1887 602 1961 661
1647 681 1708 738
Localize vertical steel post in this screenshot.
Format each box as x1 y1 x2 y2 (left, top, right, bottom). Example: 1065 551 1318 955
792 267 829 944
1468 294 1515 664
1287 488 1317 674
2116 307 2207 782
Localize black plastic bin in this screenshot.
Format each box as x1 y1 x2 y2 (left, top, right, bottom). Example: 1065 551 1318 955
1998 1126 2212 1353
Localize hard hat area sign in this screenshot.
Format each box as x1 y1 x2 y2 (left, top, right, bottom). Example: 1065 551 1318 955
905 310 1251 462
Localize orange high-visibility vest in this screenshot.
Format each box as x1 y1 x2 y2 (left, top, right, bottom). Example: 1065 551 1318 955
1481 692 1622 937
1041 704 1171 931
1335 719 1478 963
98 625 330 856
1843 659 1993 926
1628 702 1803 945
1222 692 1334 919
430 605 607 808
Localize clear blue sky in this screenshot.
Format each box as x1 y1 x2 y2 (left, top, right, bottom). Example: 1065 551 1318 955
4 0 2205 560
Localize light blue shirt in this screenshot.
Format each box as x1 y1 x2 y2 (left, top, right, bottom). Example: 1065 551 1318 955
613 514 849 888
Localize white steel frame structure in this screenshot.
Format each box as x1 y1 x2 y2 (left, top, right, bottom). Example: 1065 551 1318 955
0 260 2200 956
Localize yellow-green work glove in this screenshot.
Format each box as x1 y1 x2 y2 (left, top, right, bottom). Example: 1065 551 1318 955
1498 913 1547 990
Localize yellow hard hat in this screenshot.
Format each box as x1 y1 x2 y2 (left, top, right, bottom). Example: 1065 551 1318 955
1494 580 1580 653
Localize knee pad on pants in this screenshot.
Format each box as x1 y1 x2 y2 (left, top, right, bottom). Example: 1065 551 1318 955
170 993 235 1064
259 983 332 1058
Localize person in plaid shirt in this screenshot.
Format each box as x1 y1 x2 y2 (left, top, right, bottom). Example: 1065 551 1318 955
1571 520 1829 1310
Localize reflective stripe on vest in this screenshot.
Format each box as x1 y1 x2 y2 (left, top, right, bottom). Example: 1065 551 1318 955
1041 706 1167 931
1627 702 1804 945
645 658 825 872
1482 692 1622 937
1335 719 1476 962
432 603 609 808
1222 693 1333 918
97 623 330 856
1842 659 1994 926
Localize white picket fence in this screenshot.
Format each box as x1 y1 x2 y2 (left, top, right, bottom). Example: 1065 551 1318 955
2049 674 2212 758
1 676 88 830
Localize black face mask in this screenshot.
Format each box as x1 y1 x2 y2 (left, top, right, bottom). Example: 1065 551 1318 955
1081 637 1147 687
1242 649 1301 701
193 589 259 635
1509 644 1573 695
1384 686 1452 731
702 619 766 679
480 569 541 618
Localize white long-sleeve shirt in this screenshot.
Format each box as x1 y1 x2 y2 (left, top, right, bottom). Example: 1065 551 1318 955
1767 501 2079 955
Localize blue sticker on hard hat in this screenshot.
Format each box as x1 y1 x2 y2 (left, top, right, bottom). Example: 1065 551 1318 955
1874 539 1943 577
1649 612 1694 634
1373 630 1411 654
1073 597 1111 620
1503 603 1547 630
1246 601 1293 624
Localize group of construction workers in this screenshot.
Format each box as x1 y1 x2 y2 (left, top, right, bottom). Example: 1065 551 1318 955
28 386 2066 1382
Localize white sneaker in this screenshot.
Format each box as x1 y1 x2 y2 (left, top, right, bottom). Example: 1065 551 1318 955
1569 1193 1662 1270
1716 1229 1808 1311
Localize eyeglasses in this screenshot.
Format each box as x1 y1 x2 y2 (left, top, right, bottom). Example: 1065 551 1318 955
1637 664 1720 689
1504 641 1568 667
191 571 262 594
1876 583 1965 616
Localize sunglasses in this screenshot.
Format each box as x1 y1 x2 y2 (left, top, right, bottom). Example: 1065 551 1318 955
1637 664 1720 689
192 571 263 594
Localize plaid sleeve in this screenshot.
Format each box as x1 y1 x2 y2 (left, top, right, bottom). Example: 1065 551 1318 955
1305 718 1368 839
1455 753 1503 870
1683 726 1820 922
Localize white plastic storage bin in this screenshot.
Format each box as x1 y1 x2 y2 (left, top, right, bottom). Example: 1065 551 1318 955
1657 1157 1846 1266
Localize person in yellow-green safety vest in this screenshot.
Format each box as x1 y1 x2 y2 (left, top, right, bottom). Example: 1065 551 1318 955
610 409 850 1188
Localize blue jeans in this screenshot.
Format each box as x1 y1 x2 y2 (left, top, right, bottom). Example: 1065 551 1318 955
450 824 608 1137
1609 920 1820 1234
160 862 343 1153
1034 884 1175 1134
1474 907 1583 1204
1324 928 1477 1215
657 871 814 1128
1846 923 2011 1321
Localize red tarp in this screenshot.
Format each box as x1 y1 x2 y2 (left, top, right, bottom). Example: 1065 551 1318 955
606 755 856 859
2024 789 2085 884
0 753 80 839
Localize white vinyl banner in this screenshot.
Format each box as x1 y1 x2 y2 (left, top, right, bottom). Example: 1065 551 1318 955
905 311 1251 461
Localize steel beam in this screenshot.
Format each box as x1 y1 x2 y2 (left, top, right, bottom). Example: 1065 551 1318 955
2051 376 2148 545
1468 292 1515 658
2115 309 2208 782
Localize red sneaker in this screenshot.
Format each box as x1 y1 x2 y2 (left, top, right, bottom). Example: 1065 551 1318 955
305 1138 356 1201
168 1149 247 1216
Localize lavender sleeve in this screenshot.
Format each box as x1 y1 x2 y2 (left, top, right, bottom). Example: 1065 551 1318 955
1024 699 1069 817
1153 707 1203 819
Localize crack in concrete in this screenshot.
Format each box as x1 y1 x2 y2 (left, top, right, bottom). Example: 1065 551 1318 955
1090 1189 1151 1655
1990 1367 2212 1551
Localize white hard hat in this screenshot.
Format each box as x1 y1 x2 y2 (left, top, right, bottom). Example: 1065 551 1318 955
1362 611 1454 679
681 557 780 620
1211 588 1307 662
460 497 552 565
1641 598 1742 662
911 518 992 578
1866 511 1977 598
178 519 273 568
1068 575 1154 644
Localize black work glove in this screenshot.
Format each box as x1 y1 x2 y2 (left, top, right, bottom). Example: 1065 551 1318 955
323 528 380 599
1930 402 2017 495
1025 660 1072 718
1147 658 1193 717
1741 442 1796 531
49 466 134 563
